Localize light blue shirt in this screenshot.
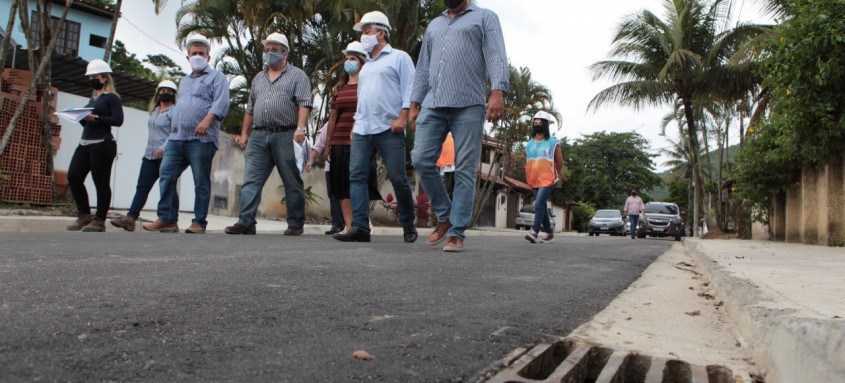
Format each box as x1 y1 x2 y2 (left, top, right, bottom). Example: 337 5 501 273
411 4 509 108
169 65 230 148
353 45 415 136
144 105 173 160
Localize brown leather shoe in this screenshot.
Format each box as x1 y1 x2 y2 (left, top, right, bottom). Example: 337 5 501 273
185 223 206 234
66 214 94 231
142 219 179 233
284 227 304 236
81 219 106 232
225 223 256 235
110 215 136 231
426 220 452 245
443 236 464 252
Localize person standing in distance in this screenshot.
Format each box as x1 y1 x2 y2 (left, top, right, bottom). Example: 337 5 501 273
624 189 645 239
410 0 509 252
144 34 229 234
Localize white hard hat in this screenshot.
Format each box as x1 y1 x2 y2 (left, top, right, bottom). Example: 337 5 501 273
533 111 556 124
353 11 391 32
342 41 367 57
261 32 289 51
156 80 178 91
85 59 112 76
185 33 210 50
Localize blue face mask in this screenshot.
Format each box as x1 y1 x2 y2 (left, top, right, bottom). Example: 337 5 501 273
263 51 284 67
344 60 360 74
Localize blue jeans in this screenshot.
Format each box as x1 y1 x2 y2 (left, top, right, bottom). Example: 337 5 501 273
157 140 217 227
411 105 486 238
237 129 305 229
326 170 344 230
629 214 640 237
532 187 554 233
350 130 414 230
127 157 178 218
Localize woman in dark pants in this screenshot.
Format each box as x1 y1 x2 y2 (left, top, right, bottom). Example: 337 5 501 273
110 80 179 231
66 59 124 232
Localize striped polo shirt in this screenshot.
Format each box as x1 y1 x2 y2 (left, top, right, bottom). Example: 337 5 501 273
525 138 558 188
411 4 509 108
329 83 357 145
247 64 313 129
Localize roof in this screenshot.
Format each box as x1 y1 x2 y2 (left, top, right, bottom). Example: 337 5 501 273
504 176 531 193
477 172 510 190
53 0 117 19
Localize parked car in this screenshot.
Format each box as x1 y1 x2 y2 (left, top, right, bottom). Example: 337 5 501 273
588 209 625 236
637 202 684 241
515 204 556 232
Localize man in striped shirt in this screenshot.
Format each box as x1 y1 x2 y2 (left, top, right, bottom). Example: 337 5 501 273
224 32 313 236
144 34 229 234
410 0 509 252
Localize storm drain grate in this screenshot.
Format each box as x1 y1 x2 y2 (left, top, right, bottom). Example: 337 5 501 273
484 338 754 383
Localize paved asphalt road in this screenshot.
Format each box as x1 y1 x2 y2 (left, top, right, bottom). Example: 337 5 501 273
0 233 672 382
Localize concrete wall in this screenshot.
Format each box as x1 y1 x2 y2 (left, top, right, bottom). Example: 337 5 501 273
55 91 196 213
774 154 845 246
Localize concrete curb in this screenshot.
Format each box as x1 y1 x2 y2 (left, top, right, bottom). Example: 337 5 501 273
684 239 845 383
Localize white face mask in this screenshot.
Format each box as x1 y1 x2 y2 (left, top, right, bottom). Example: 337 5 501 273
361 34 379 53
189 55 209 71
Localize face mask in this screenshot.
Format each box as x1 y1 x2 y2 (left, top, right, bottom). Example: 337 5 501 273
189 55 208 71
444 0 464 9
631 192 637 197
531 125 543 135
361 34 379 53
344 60 360 74
263 51 284 67
90 78 104 90
159 93 175 102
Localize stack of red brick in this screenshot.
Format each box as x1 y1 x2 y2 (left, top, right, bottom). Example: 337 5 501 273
0 69 61 204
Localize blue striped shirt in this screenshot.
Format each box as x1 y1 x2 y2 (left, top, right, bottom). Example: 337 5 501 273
354 45 416 135
169 66 230 148
411 4 509 108
144 105 173 160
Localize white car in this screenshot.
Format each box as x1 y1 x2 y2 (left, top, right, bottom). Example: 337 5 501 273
515 204 556 232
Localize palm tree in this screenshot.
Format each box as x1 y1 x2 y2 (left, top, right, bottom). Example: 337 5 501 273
588 0 768 237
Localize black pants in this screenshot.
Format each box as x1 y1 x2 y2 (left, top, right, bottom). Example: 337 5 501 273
68 141 117 220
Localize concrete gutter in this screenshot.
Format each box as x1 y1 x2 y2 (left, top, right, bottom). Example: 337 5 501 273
685 239 845 383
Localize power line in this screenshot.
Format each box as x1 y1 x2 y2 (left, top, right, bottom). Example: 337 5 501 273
121 16 185 56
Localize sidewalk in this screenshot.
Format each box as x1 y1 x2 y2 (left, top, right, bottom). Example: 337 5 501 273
684 238 845 383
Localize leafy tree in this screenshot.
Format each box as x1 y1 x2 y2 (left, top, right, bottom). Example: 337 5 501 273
557 132 662 211
144 54 183 81
588 0 769 236
110 40 155 79
736 0 845 223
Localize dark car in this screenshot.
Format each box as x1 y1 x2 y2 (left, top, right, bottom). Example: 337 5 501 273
588 209 625 236
515 204 556 232
637 202 684 241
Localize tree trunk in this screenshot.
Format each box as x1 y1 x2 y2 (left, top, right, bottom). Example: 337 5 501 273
0 0 19 92
469 151 500 228
746 89 770 140
102 0 122 62
0 0 73 157
682 97 705 238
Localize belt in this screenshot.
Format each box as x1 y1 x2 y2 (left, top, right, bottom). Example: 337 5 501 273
253 125 296 133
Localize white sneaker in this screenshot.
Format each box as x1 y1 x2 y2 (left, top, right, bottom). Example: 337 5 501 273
525 229 538 243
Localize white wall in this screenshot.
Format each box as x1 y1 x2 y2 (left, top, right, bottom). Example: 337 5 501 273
55 91 196 213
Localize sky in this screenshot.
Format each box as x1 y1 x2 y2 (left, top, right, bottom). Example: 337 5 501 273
114 0 773 171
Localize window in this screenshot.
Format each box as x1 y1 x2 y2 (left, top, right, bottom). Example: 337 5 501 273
31 12 81 57
89 34 107 49
481 147 492 164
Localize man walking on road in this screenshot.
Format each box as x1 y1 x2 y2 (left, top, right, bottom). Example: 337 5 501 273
332 11 418 244
224 32 313 236
410 0 509 252
624 189 645 239
144 34 229 234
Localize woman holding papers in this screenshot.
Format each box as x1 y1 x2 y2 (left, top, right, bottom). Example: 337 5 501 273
66 59 124 232
110 80 178 231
